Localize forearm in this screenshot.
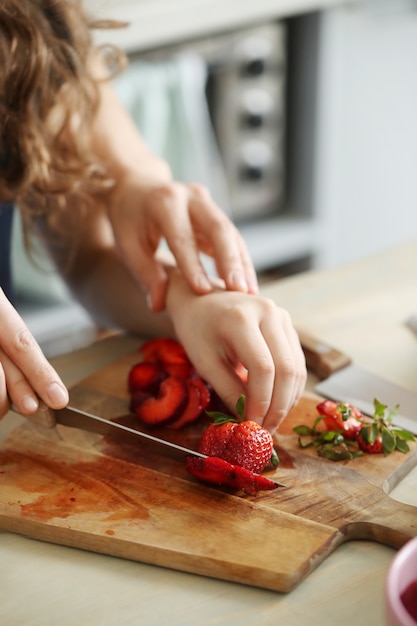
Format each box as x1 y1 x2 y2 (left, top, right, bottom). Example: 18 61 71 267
64 244 175 338
91 71 172 187
38 194 175 338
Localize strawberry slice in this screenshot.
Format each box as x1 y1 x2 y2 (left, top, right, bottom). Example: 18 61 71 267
162 362 196 379
232 465 279 496
317 399 363 441
128 362 166 394
168 377 211 430
132 376 188 426
130 389 151 414
140 338 195 379
185 456 232 486
140 338 190 365
185 456 279 496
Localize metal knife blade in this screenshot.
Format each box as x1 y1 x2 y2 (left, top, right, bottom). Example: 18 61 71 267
57 406 210 460
56 407 287 487
298 330 417 434
13 402 208 461
12 403 288 485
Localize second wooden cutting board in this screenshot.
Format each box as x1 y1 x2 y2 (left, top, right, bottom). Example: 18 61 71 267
0 346 416 592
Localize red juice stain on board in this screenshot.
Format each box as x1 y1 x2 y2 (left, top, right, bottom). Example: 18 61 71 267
401 580 417 622
0 448 149 523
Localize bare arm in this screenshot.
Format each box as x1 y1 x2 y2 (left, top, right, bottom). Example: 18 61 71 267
88 69 258 312
45 195 175 337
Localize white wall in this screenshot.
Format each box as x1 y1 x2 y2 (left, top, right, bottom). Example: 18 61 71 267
313 0 417 268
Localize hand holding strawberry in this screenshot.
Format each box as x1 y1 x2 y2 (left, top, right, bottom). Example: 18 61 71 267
199 395 279 473
165 275 307 434
127 340 282 496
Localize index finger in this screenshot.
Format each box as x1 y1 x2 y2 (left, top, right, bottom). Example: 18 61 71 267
148 186 214 294
0 290 69 410
187 186 258 295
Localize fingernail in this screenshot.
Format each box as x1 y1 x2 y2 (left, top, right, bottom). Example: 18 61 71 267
22 395 39 413
229 271 248 292
47 382 69 407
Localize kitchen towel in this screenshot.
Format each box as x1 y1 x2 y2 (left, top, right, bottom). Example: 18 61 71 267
113 51 231 216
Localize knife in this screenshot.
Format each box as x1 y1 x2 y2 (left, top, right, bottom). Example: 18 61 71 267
298 330 417 435
11 402 208 461
13 403 287 485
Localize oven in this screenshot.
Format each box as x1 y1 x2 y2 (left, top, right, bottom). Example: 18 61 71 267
113 21 287 223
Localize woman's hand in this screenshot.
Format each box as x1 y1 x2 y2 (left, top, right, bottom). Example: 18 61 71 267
91 78 258 314
0 289 69 420
108 175 258 313
166 270 306 433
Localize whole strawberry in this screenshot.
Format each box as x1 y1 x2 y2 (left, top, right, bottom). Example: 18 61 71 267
198 395 279 474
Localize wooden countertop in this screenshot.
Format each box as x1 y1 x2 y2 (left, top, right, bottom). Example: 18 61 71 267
1 238 416 625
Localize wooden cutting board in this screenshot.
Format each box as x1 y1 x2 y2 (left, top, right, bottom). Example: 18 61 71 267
0 346 416 593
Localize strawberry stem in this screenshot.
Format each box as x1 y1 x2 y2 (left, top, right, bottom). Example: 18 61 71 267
271 448 280 467
236 394 245 420
206 394 246 424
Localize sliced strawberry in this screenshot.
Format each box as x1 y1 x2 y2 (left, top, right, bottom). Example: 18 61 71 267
163 362 196 379
185 456 279 496
317 399 363 440
357 431 383 454
132 376 188 426
130 389 150 413
168 378 211 430
232 465 280 496
140 338 190 365
128 362 166 394
185 456 233 486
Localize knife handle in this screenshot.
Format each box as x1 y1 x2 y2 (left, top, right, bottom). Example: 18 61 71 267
297 329 352 379
11 400 56 429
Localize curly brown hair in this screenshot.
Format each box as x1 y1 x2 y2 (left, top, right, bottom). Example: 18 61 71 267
0 0 125 246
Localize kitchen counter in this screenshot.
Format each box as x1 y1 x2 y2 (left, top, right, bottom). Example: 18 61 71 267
1 237 417 626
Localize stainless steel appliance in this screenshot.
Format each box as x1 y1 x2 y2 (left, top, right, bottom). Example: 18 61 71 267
207 22 286 221
125 21 287 223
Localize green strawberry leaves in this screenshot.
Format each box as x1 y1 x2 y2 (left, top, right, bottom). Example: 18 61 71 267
206 393 247 424
205 394 244 425
294 398 415 461
359 399 413 455
293 422 364 461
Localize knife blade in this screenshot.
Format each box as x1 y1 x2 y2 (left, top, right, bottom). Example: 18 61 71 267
12 402 208 461
298 330 417 434
12 402 288 485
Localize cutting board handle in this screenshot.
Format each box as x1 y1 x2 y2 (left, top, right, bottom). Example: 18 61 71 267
297 329 352 379
11 401 56 429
